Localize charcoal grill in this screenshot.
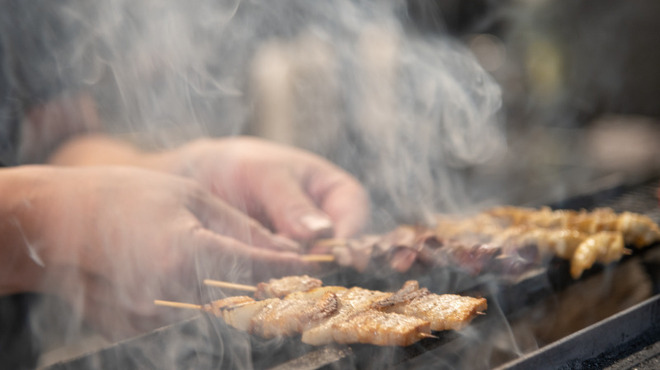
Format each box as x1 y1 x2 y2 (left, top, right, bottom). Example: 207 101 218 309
44 178 660 369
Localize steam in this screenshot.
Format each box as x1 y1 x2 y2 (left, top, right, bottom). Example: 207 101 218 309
8 0 504 222
2 0 506 367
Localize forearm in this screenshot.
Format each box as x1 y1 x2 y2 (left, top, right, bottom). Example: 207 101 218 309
49 134 151 167
48 133 196 174
0 166 52 294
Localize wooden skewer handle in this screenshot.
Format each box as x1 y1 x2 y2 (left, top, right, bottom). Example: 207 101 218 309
313 238 347 249
154 300 202 310
301 254 336 262
203 279 257 292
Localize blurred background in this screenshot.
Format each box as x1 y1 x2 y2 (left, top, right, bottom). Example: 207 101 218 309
405 0 660 207
232 0 660 225
11 0 660 226
12 0 659 366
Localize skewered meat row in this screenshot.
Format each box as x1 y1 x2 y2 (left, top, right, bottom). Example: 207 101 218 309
442 206 660 249
436 206 660 278
485 206 660 247
204 279 487 346
317 226 503 275
436 221 630 278
316 207 660 279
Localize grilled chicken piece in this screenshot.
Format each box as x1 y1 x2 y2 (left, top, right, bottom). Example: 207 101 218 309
570 232 626 278
486 206 574 229
205 296 269 331
435 214 506 243
373 281 487 331
371 280 423 310
324 310 431 346
285 286 349 301
389 293 487 331
254 275 323 299
251 291 340 337
300 287 423 346
206 292 340 338
618 211 660 247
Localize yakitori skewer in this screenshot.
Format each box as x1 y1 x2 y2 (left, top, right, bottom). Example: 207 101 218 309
154 280 459 346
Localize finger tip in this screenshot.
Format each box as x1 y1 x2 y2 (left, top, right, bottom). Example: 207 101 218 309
299 213 334 235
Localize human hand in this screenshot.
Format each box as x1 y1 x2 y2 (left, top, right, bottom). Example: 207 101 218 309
4 166 311 339
142 137 370 243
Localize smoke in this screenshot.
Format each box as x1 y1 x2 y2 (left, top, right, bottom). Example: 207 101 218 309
6 0 504 222
2 0 505 367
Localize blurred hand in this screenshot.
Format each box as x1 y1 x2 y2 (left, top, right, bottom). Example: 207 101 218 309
4 166 311 339
52 136 370 244
155 137 370 242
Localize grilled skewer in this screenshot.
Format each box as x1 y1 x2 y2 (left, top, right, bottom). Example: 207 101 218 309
314 207 658 279
484 206 660 248
162 278 486 347
436 206 658 278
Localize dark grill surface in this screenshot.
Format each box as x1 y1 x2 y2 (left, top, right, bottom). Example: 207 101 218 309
498 295 660 370
45 178 660 370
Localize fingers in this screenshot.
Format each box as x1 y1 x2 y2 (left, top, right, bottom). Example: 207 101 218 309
192 228 316 281
187 187 301 252
252 162 370 242
309 171 370 239
253 168 336 242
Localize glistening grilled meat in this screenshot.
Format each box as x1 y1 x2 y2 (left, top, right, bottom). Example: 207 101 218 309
206 291 339 338
254 275 323 299
317 226 503 275
318 207 660 279
374 281 488 331
484 206 660 248
435 206 658 278
203 280 486 347
300 286 431 346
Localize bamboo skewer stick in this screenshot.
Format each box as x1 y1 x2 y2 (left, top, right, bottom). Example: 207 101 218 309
313 238 347 249
203 279 257 292
301 254 335 262
154 300 202 310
